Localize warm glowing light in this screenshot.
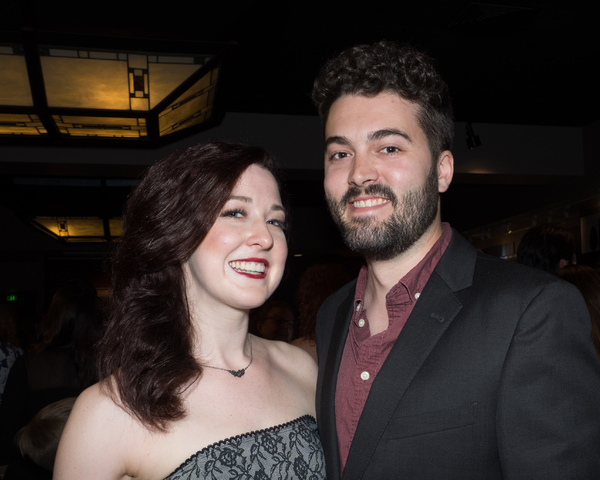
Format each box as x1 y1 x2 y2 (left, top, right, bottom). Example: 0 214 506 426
0 37 230 145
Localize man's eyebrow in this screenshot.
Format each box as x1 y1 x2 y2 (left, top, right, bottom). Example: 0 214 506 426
368 128 411 142
324 135 351 148
325 129 411 148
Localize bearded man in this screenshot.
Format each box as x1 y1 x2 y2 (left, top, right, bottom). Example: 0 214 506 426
312 40 600 480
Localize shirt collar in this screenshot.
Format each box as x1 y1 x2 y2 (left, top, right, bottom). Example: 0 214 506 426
353 223 453 311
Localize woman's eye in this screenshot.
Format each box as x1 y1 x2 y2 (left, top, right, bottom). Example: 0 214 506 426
222 209 245 218
267 218 288 234
267 219 286 229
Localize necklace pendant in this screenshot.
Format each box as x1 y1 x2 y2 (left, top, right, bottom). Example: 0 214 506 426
201 334 252 379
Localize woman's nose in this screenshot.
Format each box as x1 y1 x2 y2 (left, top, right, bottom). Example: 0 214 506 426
246 220 274 249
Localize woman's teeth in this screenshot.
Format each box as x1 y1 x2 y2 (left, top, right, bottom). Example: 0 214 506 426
229 261 266 274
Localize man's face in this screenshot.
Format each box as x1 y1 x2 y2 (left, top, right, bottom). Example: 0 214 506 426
323 92 452 261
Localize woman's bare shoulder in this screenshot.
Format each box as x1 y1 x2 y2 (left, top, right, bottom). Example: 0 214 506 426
70 381 129 427
54 381 138 479
257 336 317 379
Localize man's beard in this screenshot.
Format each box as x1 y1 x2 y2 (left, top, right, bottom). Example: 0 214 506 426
326 165 439 261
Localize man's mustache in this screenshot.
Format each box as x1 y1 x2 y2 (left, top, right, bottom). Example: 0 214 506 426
339 184 399 208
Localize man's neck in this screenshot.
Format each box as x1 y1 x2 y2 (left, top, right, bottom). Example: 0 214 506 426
363 220 444 334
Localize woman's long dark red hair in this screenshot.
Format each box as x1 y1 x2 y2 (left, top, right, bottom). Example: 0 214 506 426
97 142 285 431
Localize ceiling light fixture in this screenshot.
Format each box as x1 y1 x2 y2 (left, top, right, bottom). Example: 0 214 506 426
0 30 234 147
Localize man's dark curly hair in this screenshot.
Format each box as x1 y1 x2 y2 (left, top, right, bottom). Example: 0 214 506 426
311 40 454 160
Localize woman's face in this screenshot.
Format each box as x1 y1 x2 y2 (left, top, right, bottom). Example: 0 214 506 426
183 164 288 314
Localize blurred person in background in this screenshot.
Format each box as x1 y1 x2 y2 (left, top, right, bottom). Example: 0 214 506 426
0 278 103 469
517 223 576 273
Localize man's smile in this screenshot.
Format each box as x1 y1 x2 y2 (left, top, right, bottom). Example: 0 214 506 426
350 197 390 209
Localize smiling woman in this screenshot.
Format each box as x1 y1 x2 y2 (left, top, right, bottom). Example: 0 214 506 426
183 163 288 315
53 142 325 480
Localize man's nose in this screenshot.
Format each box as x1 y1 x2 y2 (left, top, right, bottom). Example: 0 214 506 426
348 154 378 186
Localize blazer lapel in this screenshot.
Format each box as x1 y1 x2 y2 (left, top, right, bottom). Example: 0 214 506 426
342 230 475 480
319 285 355 480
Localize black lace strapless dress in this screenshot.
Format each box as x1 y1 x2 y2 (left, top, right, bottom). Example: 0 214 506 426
163 415 326 479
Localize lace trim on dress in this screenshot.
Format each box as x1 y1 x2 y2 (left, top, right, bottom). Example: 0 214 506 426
163 414 325 480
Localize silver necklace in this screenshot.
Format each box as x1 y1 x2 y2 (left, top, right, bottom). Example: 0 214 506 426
200 334 253 378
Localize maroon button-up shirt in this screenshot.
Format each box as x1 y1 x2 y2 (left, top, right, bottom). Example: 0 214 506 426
335 223 452 472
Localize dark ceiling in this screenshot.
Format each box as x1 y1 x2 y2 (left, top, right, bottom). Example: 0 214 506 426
220 0 600 128
1 1 599 246
2 0 598 127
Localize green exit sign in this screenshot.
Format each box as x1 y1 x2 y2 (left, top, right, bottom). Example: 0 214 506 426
5 291 17 302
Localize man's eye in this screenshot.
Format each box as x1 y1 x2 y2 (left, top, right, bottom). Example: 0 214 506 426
382 146 400 154
329 151 350 161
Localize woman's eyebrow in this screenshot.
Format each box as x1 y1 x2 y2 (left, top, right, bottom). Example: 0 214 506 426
228 195 251 203
228 195 285 214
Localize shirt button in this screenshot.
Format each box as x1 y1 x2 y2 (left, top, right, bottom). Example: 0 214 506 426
358 319 365 328
360 371 370 381
356 303 362 312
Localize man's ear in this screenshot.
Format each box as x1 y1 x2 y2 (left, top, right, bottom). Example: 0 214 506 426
437 151 454 193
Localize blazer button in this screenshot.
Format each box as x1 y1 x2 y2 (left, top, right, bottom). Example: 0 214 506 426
360 371 370 381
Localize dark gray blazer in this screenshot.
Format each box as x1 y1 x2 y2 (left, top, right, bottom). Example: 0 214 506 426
315 229 600 480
